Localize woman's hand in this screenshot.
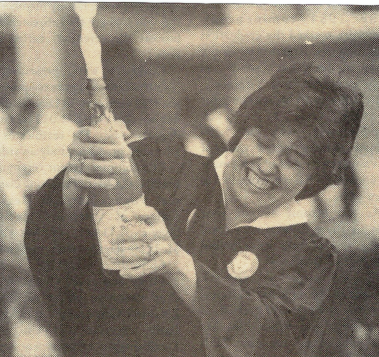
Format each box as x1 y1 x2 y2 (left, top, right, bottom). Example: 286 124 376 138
103 205 198 309
62 120 132 214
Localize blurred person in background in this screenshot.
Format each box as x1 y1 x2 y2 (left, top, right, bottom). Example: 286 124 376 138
7 98 78 204
0 104 22 357
313 158 360 222
0 98 76 356
25 63 363 357
8 99 40 137
0 97 77 249
0 104 29 219
1 98 78 216
184 108 232 159
340 159 360 221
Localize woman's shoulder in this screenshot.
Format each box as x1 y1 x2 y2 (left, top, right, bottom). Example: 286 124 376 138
272 224 337 286
226 223 336 260
271 223 335 249
239 224 337 283
224 224 337 284
294 223 336 254
234 224 337 311
276 223 337 268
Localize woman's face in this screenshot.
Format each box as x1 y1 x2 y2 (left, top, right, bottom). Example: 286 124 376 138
223 127 314 215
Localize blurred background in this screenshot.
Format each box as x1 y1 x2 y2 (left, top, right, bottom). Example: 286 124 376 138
0 3 378 356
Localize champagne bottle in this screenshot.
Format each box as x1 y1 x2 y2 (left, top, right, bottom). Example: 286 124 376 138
74 4 145 273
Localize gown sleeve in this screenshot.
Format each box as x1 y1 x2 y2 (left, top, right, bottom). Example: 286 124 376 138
193 236 337 357
24 170 67 331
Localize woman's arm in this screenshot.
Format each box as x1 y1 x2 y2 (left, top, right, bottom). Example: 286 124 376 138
109 210 336 356
162 249 198 311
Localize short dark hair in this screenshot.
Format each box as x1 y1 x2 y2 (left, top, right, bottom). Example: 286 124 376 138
228 63 363 200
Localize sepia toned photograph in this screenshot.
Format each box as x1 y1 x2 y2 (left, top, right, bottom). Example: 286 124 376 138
0 3 378 356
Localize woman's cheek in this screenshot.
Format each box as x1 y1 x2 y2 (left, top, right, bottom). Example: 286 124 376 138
282 167 309 193
239 142 260 161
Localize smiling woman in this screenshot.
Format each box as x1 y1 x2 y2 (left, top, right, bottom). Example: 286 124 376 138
223 128 313 228
24 63 363 357
229 63 363 200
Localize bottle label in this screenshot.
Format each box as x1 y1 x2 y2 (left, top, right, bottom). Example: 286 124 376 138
93 195 146 270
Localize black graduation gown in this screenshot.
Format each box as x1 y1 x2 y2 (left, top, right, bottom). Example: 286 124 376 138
24 136 337 357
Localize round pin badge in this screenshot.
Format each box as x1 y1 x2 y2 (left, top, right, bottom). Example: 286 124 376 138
227 251 259 279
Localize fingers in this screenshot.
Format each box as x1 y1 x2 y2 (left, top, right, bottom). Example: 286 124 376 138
108 220 148 245
103 241 152 263
74 125 124 143
118 205 162 226
103 241 171 275
80 158 132 176
116 207 167 244
65 169 116 189
149 240 171 258
66 155 117 189
74 122 132 143
108 207 164 245
70 126 132 160
68 140 131 160
109 221 167 245
113 120 132 141
119 250 171 280
66 125 134 191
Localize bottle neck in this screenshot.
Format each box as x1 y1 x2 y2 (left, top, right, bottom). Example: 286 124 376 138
86 78 113 127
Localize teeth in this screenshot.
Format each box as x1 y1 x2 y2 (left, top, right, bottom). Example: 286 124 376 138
247 170 272 190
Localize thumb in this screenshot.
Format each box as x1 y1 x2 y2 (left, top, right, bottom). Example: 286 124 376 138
113 120 132 141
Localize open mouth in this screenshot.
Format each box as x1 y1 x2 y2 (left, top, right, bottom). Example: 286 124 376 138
245 168 277 191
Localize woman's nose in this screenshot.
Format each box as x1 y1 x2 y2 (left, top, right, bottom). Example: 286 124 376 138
258 155 280 176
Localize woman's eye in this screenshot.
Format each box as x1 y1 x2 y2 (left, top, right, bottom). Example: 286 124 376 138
255 135 272 148
286 153 308 168
287 159 301 167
